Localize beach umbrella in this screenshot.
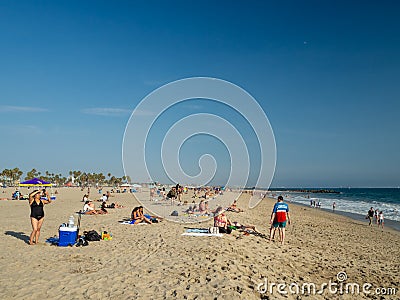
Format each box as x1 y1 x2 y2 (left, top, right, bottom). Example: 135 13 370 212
19 178 52 187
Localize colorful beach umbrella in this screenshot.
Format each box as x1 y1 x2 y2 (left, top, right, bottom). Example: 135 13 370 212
19 178 52 187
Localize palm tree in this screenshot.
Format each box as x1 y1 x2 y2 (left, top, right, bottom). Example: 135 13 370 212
12 167 23 185
0 169 11 186
25 168 39 180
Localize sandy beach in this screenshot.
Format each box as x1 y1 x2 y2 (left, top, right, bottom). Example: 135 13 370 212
0 187 399 299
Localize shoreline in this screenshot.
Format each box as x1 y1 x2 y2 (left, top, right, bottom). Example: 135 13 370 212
287 200 400 232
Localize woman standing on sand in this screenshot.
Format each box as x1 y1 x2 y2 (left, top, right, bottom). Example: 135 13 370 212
28 189 52 245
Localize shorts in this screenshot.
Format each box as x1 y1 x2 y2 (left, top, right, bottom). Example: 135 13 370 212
273 221 287 228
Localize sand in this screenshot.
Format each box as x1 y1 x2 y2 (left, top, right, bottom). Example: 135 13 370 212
0 187 399 299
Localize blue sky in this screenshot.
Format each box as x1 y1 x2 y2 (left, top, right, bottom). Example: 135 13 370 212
0 1 399 187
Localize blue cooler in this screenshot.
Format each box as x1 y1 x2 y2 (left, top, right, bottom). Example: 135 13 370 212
58 226 77 246
40 196 56 201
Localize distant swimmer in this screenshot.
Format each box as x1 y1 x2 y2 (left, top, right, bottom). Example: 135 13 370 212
332 202 336 212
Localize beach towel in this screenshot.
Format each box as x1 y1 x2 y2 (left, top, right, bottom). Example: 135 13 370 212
181 232 223 237
119 220 148 225
46 236 59 245
185 228 210 233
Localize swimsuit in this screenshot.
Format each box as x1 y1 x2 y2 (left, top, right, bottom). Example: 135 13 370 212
30 200 44 220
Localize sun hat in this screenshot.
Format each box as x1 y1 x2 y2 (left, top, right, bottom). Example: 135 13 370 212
29 190 41 198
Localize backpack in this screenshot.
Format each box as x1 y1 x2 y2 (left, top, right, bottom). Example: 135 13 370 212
84 230 101 241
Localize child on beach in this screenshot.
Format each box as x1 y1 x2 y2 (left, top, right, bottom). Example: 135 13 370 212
375 209 379 225
378 211 384 229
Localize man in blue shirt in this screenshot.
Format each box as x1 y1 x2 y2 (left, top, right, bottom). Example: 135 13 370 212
269 195 291 245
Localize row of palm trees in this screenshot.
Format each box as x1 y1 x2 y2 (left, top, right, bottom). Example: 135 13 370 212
67 170 131 187
0 168 131 187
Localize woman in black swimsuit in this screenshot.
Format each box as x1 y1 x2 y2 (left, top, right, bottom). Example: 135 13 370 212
28 189 52 245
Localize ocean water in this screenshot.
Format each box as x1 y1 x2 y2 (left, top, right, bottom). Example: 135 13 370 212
268 188 400 222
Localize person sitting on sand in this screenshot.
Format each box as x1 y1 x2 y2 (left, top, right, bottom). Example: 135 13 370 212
199 200 208 214
82 193 89 202
83 201 99 215
99 194 108 202
130 206 152 224
214 207 232 234
100 202 109 214
226 200 244 212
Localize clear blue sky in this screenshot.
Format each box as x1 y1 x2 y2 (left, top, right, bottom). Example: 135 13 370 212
0 1 399 187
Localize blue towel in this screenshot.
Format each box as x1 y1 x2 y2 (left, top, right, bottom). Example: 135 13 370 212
46 236 59 244
186 228 210 233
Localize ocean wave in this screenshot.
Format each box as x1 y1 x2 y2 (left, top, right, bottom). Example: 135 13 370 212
271 193 400 222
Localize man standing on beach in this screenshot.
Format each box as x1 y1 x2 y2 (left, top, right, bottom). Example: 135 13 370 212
367 207 374 226
269 196 291 245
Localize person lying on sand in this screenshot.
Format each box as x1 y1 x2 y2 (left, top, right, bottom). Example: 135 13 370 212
230 221 259 233
226 200 244 213
103 202 124 208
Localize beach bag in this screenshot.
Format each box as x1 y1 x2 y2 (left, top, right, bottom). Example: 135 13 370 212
171 210 178 216
84 230 101 241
